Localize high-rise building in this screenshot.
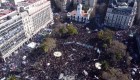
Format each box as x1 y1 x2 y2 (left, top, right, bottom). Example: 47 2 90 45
0 11 27 59
104 0 137 29
0 0 54 60
18 0 53 38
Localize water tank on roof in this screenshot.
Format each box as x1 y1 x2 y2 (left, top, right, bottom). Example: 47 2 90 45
19 7 24 12
6 16 11 20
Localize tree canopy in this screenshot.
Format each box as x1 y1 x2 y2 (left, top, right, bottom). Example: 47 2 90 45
59 24 78 36
107 40 127 60
41 38 56 53
97 29 114 44
101 68 130 80
8 75 17 80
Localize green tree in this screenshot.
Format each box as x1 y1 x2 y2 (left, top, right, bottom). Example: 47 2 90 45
41 38 56 53
103 44 108 50
101 60 109 70
8 75 17 80
107 40 127 63
101 68 130 80
97 30 104 39
97 29 114 44
67 24 78 35
59 27 68 35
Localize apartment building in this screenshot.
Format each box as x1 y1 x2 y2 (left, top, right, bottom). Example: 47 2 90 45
0 10 28 59
18 0 53 38
0 0 54 60
104 0 137 29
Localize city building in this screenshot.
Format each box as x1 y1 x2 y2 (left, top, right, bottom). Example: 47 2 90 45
67 3 93 23
18 0 54 38
73 0 97 7
0 10 28 59
104 0 137 29
9 0 25 5
0 0 53 60
53 0 73 11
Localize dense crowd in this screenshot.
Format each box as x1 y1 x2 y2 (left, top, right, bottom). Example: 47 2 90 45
0 21 140 80
0 23 102 80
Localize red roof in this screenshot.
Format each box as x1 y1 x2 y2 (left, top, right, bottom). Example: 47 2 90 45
70 10 88 17
0 9 12 17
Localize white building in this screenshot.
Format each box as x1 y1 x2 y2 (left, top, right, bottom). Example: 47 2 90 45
0 0 53 60
0 11 28 59
18 0 53 38
104 0 137 29
67 4 92 23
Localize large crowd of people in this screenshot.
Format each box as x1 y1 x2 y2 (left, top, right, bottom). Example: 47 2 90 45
0 21 140 80
0 22 102 80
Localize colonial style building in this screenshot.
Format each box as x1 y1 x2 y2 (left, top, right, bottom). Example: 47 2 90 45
104 0 137 29
67 4 93 23
0 0 54 60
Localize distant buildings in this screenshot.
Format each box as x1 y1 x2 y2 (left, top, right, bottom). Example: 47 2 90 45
0 0 53 60
104 0 137 29
53 0 97 11
73 0 97 7
67 4 92 23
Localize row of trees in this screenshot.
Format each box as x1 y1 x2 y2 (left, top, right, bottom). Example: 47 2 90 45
97 29 131 80
101 68 131 80
97 29 114 44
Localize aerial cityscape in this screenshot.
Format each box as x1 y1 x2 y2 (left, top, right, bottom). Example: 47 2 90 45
0 0 140 80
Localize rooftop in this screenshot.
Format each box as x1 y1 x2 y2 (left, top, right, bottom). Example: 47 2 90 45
17 0 48 7
0 9 13 17
69 10 88 17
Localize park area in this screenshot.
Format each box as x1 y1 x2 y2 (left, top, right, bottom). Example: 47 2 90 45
22 22 134 80
2 21 140 80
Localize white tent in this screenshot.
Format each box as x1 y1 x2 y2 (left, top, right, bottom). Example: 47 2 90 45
53 51 62 57
95 62 102 70
27 42 37 49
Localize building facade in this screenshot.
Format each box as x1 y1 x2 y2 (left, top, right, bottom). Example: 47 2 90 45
73 0 97 7
19 0 53 38
67 4 92 23
0 11 27 59
104 0 137 29
0 0 53 60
